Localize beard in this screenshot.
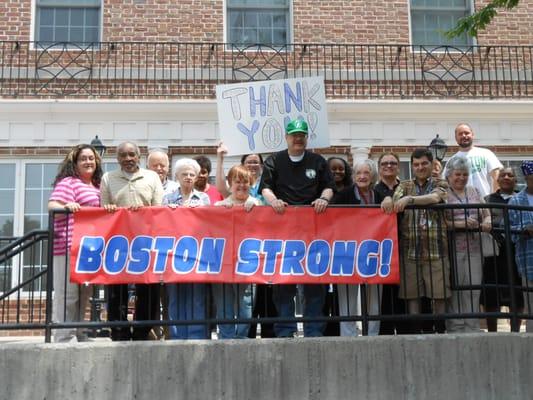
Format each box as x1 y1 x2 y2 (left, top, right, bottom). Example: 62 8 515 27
458 139 472 148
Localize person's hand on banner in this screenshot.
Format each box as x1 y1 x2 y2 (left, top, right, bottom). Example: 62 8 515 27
311 197 329 214
380 196 394 214
271 198 288 214
103 204 118 213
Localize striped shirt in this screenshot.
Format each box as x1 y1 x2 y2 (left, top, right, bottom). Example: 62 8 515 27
49 176 101 255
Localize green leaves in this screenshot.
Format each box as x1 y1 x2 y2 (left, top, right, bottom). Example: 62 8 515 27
446 0 520 39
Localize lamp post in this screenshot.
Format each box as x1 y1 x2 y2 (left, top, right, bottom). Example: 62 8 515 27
90 135 106 157
428 134 447 162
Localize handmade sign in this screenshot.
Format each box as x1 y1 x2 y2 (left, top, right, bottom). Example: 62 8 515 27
216 76 329 155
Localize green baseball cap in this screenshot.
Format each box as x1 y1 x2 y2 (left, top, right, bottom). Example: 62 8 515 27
286 119 308 135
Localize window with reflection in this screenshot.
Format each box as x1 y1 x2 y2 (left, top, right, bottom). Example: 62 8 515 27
227 0 291 46
22 163 58 292
35 0 101 45
0 164 16 293
410 0 472 47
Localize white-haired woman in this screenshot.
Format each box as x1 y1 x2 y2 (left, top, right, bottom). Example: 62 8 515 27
164 158 210 339
332 159 384 336
445 156 491 333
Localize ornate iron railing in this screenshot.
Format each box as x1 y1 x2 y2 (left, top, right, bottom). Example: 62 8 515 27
1 204 533 342
1 41 533 99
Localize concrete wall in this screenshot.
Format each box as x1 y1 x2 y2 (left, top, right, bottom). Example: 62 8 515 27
1 333 532 400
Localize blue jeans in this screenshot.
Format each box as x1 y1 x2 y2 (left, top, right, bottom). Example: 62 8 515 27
167 283 208 339
272 284 326 337
212 284 254 339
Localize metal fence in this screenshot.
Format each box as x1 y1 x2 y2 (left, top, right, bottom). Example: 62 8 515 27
1 203 532 342
1 42 533 99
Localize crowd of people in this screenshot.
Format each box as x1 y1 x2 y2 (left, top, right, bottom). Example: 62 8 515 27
48 121 533 342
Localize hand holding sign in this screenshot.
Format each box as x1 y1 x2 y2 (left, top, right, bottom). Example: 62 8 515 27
216 76 330 156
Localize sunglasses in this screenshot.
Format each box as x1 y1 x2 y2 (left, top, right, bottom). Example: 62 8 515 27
380 161 398 167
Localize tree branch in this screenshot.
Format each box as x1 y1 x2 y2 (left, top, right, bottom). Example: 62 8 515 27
446 0 520 39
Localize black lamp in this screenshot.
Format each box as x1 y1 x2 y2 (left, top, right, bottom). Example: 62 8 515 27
428 134 447 162
90 135 106 157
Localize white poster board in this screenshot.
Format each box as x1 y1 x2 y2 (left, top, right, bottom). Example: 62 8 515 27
216 76 329 156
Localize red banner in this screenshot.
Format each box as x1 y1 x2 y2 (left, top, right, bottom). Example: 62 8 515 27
70 206 399 285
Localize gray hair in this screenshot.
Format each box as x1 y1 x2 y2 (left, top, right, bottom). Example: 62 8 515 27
353 159 379 187
173 158 201 178
117 142 141 157
444 156 470 179
147 148 169 165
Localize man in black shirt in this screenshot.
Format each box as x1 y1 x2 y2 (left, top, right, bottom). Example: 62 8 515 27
260 119 335 337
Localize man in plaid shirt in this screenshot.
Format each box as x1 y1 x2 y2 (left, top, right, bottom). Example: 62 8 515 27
381 148 449 317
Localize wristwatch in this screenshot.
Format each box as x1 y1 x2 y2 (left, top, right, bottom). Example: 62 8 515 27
408 196 415 205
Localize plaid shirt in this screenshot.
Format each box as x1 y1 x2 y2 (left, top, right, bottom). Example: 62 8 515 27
392 178 448 261
509 189 533 280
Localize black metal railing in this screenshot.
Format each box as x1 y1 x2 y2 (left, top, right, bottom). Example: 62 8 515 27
0 230 49 333
1 42 533 99
1 203 533 342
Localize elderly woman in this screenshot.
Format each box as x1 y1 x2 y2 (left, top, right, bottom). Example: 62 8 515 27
333 159 384 336
509 161 533 333
48 144 103 342
481 167 524 332
213 165 261 339
445 156 491 333
164 158 210 339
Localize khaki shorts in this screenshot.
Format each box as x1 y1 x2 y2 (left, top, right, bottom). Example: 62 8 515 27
399 257 451 300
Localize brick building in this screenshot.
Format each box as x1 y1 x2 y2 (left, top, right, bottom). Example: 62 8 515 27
0 0 533 296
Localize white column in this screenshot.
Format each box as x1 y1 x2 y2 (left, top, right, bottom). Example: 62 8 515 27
351 146 370 162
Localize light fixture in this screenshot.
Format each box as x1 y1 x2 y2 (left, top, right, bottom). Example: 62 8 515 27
90 135 106 157
428 134 447 162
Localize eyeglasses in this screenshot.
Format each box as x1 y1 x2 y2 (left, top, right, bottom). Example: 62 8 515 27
380 161 398 167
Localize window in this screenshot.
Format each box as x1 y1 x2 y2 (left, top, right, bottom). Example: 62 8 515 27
35 0 101 44
0 164 16 237
227 0 290 46
410 0 472 47
22 162 58 292
0 164 16 293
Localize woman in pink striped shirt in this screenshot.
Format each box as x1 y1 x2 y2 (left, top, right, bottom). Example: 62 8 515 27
48 144 103 342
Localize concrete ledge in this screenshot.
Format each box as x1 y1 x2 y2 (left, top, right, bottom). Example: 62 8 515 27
1 334 532 400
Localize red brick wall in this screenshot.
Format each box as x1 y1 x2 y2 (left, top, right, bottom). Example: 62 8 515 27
2 1 533 45
293 1 410 43
105 0 224 42
0 0 31 41
476 0 533 45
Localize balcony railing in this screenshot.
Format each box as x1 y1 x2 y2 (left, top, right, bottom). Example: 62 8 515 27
1 42 533 99
1 203 532 342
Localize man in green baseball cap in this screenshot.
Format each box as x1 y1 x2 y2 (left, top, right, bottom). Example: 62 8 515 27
285 119 309 135
258 118 335 337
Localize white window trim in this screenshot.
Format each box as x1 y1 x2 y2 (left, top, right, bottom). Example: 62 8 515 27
30 0 104 51
223 0 294 52
407 0 477 52
0 159 61 297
